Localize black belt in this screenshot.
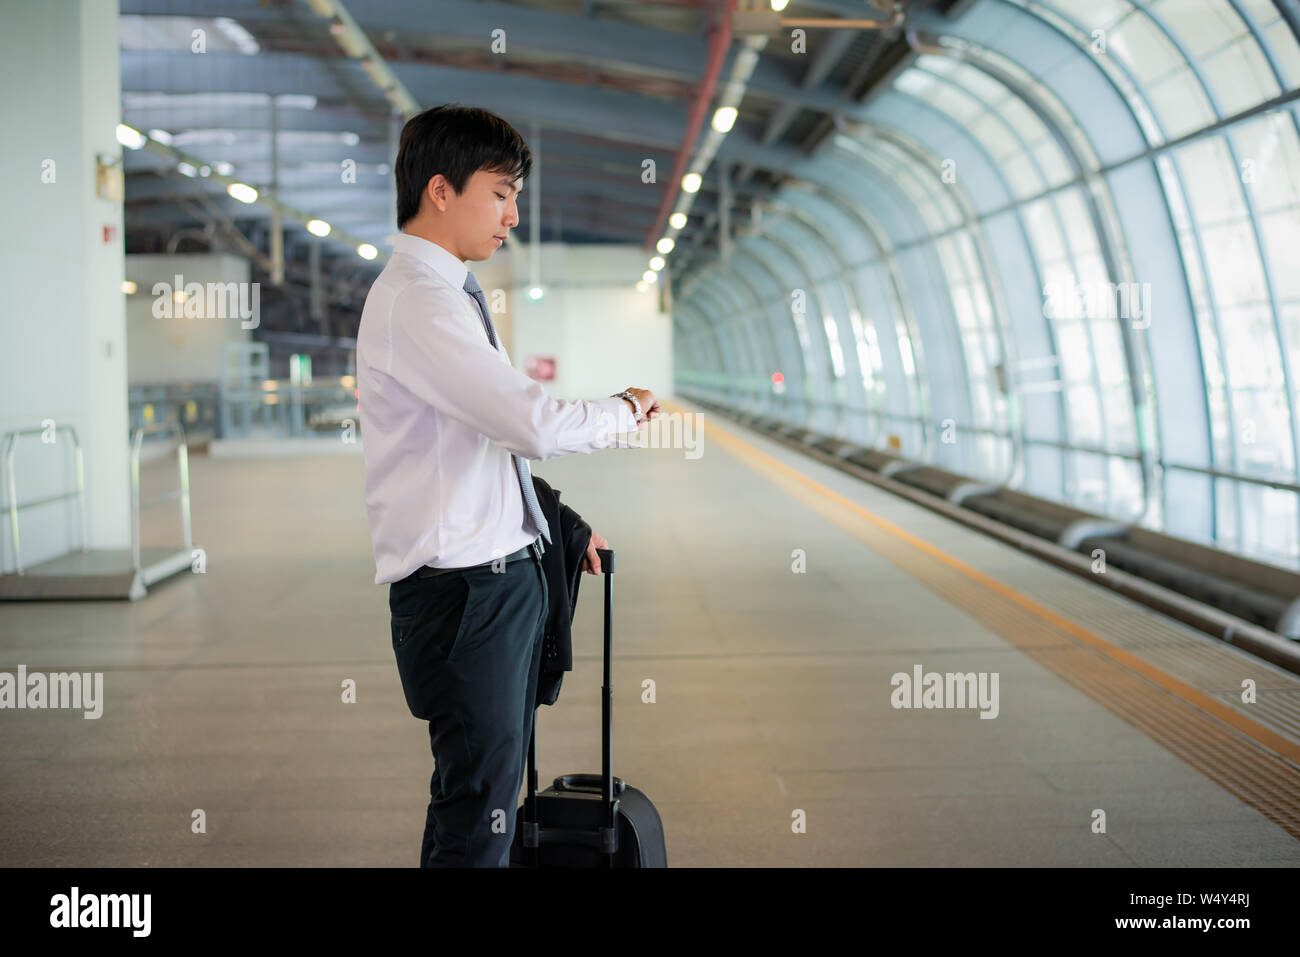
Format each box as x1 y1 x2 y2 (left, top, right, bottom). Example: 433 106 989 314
415 537 544 580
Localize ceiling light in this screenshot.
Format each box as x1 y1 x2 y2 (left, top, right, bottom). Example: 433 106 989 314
711 106 738 133
669 212 687 229
277 94 317 110
649 256 665 271
656 237 675 254
357 243 378 260
642 270 658 284
681 172 701 193
115 124 146 150
227 182 258 203
213 17 260 55
307 219 331 237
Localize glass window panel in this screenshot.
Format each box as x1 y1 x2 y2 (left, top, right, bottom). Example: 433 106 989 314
936 237 964 281
1207 386 1233 466
972 284 994 326
1108 457 1144 518
1024 199 1066 262
1259 211 1300 301
1239 0 1281 27
976 435 997 476
1265 21 1300 88
1215 476 1240 549
947 61 1010 106
1176 137 1248 224
1041 0 1135 34
1156 154 1193 230
965 332 989 375
1042 261 1078 317
1232 114 1300 214
1073 250 1109 291
1234 388 1293 474
1043 265 1079 324
1153 0 1247 59
1069 452 1108 510
1031 137 1074 188
893 69 939 99
952 284 977 331
955 230 980 277
914 53 959 77
998 97 1049 144
1199 222 1269 306
1146 68 1218 136
1109 11 1185 84
925 81 986 124
1002 153 1047 198
1219 305 1285 389
970 385 991 427
1093 323 1128 387
1240 484 1298 567
1103 384 1137 449
1175 229 1211 313
1285 304 1300 401
1069 389 1104 447
967 111 1019 159
824 316 845 378
1057 321 1094 381
1056 189 1098 252
1202 37 1281 116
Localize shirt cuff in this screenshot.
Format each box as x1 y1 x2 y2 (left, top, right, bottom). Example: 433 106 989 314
600 395 640 435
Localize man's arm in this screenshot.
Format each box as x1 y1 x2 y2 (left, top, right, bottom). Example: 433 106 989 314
371 280 638 460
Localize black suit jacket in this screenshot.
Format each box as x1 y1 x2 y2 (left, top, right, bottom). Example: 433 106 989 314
530 475 593 707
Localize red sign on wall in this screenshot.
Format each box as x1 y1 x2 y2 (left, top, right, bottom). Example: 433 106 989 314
527 355 556 381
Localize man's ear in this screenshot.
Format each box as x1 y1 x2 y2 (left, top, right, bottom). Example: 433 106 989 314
424 174 445 213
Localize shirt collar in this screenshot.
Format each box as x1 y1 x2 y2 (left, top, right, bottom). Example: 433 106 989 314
392 233 469 292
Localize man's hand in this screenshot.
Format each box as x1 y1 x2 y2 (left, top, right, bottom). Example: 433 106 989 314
622 388 661 423
583 530 608 575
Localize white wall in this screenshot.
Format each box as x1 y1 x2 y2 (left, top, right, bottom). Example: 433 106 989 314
126 253 253 384
487 243 672 405
0 0 127 573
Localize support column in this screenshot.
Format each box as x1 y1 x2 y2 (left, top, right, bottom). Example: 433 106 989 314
0 0 129 570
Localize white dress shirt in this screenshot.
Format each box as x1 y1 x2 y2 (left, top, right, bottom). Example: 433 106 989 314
357 232 640 585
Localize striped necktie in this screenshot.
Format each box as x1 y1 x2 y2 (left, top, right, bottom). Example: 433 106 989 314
463 271 552 546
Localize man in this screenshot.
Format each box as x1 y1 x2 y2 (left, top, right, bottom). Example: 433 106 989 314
356 104 660 868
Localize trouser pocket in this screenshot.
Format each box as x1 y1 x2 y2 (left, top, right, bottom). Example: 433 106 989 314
390 573 476 719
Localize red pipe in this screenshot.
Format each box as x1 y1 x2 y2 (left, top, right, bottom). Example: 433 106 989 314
644 0 737 250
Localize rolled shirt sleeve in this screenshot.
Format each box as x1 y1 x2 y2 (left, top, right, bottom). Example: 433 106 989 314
374 279 640 461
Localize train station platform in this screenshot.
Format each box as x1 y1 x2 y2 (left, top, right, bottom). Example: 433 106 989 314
1 398 1297 866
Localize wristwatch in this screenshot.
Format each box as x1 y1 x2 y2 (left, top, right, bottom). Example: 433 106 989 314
612 390 643 421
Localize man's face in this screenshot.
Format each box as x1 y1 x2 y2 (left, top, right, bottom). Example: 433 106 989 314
440 168 521 262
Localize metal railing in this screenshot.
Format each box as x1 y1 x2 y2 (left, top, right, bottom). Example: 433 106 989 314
2 425 87 576
130 422 193 573
218 379 359 439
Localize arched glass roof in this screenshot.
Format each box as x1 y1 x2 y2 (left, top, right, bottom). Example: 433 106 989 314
676 0 1300 570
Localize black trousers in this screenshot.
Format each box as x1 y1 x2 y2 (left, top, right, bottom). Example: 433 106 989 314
388 546 548 867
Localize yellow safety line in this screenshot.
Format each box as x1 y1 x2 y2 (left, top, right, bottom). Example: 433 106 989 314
671 401 1300 768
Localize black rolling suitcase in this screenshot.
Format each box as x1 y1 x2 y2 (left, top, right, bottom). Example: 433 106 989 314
510 548 667 868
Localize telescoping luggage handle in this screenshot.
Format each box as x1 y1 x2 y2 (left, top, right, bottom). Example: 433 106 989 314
522 547 620 866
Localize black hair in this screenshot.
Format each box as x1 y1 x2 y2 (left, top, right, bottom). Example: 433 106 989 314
394 104 531 229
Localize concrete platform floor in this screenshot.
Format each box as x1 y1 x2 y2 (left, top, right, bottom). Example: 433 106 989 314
2 400 1298 866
